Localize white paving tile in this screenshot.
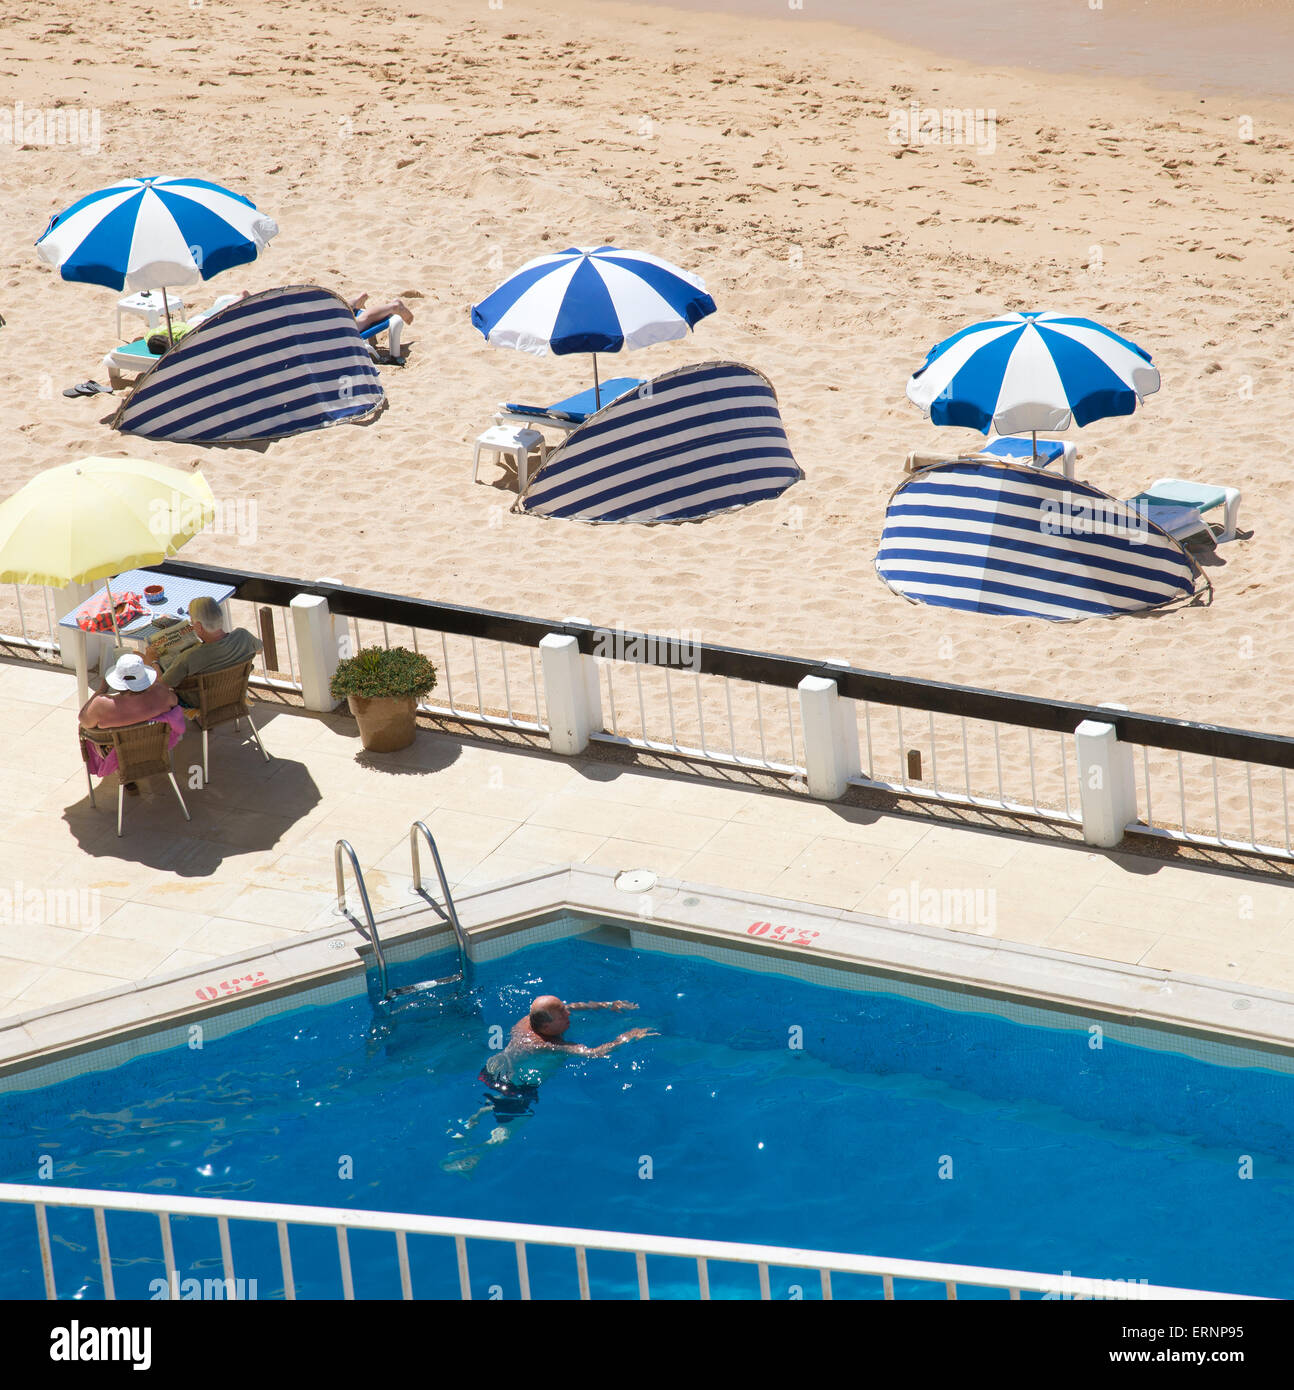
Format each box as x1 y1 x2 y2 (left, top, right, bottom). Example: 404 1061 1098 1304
6 660 1294 1030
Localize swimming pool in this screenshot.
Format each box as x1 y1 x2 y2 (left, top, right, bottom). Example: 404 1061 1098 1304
2 917 1292 1299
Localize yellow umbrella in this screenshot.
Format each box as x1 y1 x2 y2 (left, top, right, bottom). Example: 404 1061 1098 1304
0 456 216 640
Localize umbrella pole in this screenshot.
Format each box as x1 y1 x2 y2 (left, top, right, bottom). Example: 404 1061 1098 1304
592 352 601 409
102 576 123 673
1031 429 1038 463
162 287 174 345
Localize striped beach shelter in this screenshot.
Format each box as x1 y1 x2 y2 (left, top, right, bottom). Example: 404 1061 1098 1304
515 361 801 523
110 286 383 443
876 458 1205 620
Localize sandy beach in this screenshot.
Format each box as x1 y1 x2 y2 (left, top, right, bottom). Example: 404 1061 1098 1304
3 0 1294 734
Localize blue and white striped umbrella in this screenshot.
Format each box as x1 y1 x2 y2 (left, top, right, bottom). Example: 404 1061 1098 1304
472 245 716 405
35 176 278 293
906 312 1160 438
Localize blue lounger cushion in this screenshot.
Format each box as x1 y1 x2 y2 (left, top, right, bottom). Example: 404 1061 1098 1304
979 437 1066 463
505 377 645 424
504 402 579 422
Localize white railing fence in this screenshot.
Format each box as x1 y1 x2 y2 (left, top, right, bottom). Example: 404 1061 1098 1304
224 595 551 736
2 583 62 658
847 702 1083 824
1133 746 1293 859
0 1184 1252 1302
0 585 551 739
594 660 804 775
5 567 1294 863
224 591 300 694
341 612 548 734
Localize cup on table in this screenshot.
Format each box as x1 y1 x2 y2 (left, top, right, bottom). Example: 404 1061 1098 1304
144 584 166 605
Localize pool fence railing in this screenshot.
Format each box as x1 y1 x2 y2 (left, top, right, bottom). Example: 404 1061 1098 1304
0 1183 1258 1301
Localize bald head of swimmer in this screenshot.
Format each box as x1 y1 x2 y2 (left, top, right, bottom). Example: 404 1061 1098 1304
529 995 570 1040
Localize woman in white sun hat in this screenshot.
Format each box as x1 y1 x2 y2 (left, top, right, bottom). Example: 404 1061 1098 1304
78 652 185 792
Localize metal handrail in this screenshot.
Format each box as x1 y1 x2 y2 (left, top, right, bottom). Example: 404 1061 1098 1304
334 839 388 998
409 821 470 982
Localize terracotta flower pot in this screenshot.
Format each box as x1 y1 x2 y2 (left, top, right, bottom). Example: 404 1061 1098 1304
347 694 417 752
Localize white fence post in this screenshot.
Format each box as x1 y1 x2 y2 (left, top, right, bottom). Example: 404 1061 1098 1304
316 577 349 661
826 657 862 781
55 580 100 671
291 593 341 712
541 634 595 754
798 674 858 800
564 618 604 735
1075 703 1137 847
584 653 605 735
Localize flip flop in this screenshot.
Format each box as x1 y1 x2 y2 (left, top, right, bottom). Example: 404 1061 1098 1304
62 380 111 397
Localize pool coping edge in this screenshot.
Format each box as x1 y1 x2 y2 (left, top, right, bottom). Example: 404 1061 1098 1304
2 862 1294 1079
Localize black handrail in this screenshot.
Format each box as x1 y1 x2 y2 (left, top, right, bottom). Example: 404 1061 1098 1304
153 557 1294 770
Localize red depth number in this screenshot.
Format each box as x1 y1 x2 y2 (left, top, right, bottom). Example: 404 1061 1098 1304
746 921 820 947
194 972 271 1002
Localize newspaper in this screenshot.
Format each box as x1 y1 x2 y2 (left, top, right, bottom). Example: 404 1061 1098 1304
148 620 200 662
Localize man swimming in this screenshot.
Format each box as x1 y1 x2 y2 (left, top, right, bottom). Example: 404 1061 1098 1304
442 995 657 1174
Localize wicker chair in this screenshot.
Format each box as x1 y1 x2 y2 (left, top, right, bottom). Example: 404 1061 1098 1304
175 660 270 783
80 720 191 837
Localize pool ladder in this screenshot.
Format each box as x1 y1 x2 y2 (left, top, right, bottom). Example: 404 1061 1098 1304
334 821 471 1005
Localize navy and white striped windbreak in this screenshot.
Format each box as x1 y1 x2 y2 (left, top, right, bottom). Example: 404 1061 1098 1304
515 361 802 523
112 286 384 443
876 460 1201 621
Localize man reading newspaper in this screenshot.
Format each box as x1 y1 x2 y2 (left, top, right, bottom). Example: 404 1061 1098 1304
143 596 262 703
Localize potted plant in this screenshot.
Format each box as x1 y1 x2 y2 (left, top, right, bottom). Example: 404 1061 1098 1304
330 645 438 752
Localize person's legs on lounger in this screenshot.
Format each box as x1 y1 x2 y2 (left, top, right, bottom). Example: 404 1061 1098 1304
349 293 414 331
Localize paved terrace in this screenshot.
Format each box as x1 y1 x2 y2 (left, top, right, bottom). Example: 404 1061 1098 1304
2 654 1294 1027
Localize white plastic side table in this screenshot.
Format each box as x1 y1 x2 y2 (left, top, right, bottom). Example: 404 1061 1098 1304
472 425 548 492
116 290 186 341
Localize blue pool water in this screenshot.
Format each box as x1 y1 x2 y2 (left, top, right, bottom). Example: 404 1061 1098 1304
2 924 1293 1300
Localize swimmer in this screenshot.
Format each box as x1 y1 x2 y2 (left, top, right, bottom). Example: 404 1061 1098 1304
442 995 657 1174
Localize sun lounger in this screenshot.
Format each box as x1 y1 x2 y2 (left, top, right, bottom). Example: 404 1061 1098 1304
495 377 644 433
1135 501 1214 546
904 437 1078 480
100 294 243 388
978 437 1078 479
1128 478 1242 543
358 315 403 362
100 338 160 387
102 297 404 386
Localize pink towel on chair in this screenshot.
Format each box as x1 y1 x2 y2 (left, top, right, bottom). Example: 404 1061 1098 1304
84 705 188 779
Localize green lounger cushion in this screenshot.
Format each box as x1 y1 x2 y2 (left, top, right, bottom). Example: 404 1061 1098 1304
1135 480 1227 512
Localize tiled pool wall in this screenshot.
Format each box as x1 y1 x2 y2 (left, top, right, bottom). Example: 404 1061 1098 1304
0 912 578 1094
605 921 1294 1076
